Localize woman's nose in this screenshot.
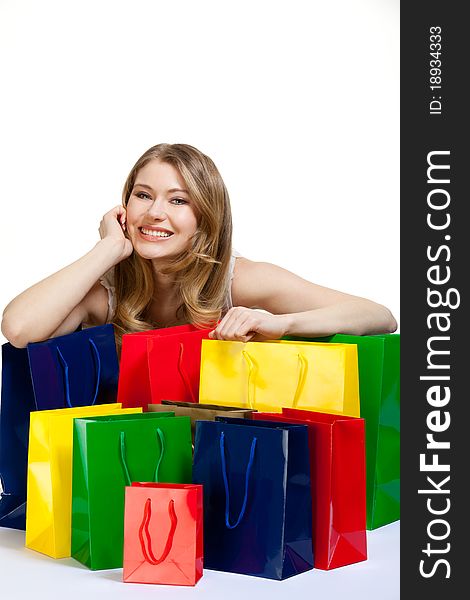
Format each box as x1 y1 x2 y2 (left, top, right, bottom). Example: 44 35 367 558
146 198 167 220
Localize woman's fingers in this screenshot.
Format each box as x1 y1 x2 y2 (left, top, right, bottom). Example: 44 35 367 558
209 309 287 342
99 206 127 238
211 308 258 341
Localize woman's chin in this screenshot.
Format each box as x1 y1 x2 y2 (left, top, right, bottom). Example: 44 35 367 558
132 244 178 262
135 249 168 261
131 237 193 262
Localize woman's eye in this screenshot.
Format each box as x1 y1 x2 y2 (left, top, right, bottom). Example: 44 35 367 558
136 192 152 200
170 198 187 205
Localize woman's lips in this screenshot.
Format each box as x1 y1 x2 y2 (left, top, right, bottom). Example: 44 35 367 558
138 227 174 242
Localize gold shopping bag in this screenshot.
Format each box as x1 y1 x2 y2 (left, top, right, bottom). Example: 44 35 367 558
25 403 141 558
199 339 360 416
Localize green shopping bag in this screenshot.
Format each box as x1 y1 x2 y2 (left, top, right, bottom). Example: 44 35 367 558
284 334 400 530
71 412 193 570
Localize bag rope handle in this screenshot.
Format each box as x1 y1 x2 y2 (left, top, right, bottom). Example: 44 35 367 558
291 352 308 408
177 342 197 403
139 497 178 565
57 338 101 408
120 428 165 486
241 350 258 409
220 431 257 529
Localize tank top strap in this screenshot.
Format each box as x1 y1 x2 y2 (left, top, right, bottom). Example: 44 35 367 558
224 249 242 312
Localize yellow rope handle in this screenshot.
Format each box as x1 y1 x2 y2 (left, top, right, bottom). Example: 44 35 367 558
242 350 258 409
292 353 308 408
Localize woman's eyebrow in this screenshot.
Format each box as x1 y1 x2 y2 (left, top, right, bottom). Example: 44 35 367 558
167 187 189 194
133 182 189 194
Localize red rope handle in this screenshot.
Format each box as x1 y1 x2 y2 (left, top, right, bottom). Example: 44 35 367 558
138 497 178 565
177 342 197 403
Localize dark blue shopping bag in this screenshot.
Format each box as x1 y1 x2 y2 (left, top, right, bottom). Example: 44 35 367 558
192 417 314 580
0 324 119 530
0 344 36 529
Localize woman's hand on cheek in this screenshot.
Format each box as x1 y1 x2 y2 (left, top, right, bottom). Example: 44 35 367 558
208 307 291 342
98 205 134 262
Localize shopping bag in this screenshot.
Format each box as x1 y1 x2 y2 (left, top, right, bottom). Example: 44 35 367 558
71 413 193 570
255 410 367 569
25 404 140 558
285 333 400 529
192 418 313 580
123 483 203 585
27 324 119 410
0 324 119 530
0 344 36 529
117 324 211 410
199 339 360 416
148 400 255 446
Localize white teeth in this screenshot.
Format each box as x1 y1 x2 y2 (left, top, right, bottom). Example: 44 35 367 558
141 228 172 238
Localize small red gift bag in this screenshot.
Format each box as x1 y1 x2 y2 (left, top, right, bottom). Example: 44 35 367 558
123 483 203 585
254 409 367 570
117 325 211 410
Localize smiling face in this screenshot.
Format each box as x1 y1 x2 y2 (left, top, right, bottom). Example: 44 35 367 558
125 159 198 262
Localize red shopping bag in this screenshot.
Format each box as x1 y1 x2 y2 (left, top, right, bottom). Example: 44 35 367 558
147 327 211 405
123 483 203 586
254 409 367 570
117 325 211 410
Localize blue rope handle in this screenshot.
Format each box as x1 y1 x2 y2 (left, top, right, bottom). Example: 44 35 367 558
120 428 165 486
220 431 257 529
56 338 101 408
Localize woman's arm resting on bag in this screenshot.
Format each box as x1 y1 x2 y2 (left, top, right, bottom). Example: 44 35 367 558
210 258 398 341
1 242 115 348
1 206 131 348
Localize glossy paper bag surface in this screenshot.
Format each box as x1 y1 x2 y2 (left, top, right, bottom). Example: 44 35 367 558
72 413 193 570
123 483 203 585
148 328 211 405
27 324 119 410
0 344 37 529
118 324 211 410
0 325 119 531
25 404 140 558
256 410 367 569
286 334 400 529
199 339 360 416
192 418 313 580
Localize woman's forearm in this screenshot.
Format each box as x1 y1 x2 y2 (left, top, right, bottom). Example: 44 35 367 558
1 238 123 345
282 299 398 338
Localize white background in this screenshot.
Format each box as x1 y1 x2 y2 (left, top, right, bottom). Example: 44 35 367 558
0 0 399 347
0 523 399 600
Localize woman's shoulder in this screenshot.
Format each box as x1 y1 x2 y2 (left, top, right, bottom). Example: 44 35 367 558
99 267 115 289
98 268 116 322
82 268 116 327
230 255 268 307
231 257 307 308
232 254 262 275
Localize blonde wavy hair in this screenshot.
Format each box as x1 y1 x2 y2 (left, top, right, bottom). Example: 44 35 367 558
111 143 233 354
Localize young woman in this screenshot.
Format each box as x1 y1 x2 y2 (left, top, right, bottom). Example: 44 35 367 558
1 143 397 352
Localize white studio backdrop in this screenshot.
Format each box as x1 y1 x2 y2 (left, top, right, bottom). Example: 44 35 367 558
0 0 400 349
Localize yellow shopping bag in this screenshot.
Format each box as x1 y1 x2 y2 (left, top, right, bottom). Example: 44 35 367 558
199 339 360 416
25 403 142 558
